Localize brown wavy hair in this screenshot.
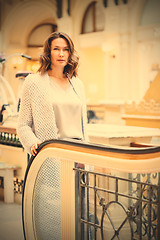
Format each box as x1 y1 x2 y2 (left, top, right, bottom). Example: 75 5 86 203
38 32 79 78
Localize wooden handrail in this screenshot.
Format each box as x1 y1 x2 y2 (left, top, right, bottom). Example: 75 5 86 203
130 142 159 148
27 139 160 173
37 139 160 159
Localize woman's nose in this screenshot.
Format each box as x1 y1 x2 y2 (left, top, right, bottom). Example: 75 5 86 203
59 49 64 56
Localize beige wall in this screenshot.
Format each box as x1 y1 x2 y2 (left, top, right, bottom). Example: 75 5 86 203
79 47 105 103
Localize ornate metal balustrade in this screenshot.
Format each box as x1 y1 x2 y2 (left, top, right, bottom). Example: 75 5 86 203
74 168 160 240
0 127 24 199
14 177 24 194
0 176 23 195
129 173 160 240
0 131 22 148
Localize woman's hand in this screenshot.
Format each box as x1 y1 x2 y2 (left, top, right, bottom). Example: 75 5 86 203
31 143 41 156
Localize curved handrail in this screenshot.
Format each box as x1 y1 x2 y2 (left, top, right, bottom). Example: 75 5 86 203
34 138 160 157
22 139 160 240
29 139 160 172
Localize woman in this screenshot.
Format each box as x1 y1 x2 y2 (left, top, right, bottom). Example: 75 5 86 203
17 32 89 156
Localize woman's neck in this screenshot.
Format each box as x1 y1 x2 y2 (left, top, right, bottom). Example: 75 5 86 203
48 67 65 79
48 69 69 89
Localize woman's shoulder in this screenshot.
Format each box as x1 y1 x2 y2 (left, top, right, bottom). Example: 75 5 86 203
24 72 42 83
23 72 48 88
21 72 49 97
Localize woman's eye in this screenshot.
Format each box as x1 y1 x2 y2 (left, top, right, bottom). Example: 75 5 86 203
53 48 58 50
64 48 69 51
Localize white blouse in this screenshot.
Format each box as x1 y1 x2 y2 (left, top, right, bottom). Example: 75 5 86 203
50 78 84 140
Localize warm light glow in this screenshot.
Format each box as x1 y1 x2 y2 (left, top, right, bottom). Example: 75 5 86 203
101 43 113 52
26 60 40 73
11 57 23 67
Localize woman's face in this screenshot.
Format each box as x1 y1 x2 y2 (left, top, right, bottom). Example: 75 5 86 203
50 37 70 69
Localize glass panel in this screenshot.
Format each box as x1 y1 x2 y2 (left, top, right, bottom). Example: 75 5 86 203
83 5 93 33
82 2 104 34
95 2 104 32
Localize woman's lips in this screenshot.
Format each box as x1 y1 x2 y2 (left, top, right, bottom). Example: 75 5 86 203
57 59 65 62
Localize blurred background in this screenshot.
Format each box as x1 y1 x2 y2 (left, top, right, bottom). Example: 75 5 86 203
0 0 160 127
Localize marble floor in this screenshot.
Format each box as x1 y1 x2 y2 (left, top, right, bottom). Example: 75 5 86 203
0 201 24 240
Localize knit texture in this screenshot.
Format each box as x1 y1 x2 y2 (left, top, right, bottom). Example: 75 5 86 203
17 72 89 154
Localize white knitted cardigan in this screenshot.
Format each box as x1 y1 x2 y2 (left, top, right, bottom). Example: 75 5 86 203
17 72 89 154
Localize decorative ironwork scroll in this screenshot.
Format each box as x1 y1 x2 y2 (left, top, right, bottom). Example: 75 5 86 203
75 168 160 240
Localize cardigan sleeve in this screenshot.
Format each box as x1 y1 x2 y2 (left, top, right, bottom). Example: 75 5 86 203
16 76 42 154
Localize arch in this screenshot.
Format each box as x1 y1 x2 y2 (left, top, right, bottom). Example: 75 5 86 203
140 0 160 26
27 23 57 47
2 1 57 50
127 0 147 29
26 22 57 72
72 0 95 37
81 1 104 34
